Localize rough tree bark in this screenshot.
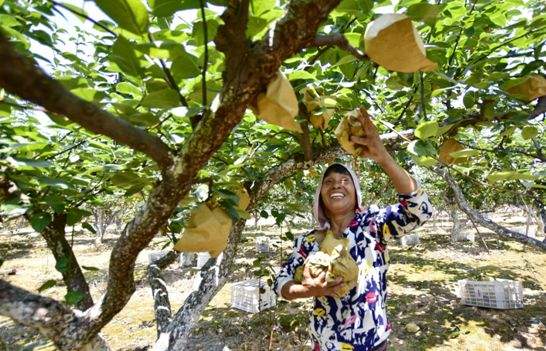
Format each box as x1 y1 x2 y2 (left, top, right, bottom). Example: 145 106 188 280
438 168 546 250
0 280 108 350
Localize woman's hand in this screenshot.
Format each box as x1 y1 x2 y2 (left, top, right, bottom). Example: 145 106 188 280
301 265 344 297
350 108 390 164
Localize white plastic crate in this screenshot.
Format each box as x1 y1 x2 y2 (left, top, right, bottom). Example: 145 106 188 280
457 279 523 309
231 279 276 313
255 236 270 253
179 252 195 268
400 233 420 246
195 252 211 269
148 250 166 263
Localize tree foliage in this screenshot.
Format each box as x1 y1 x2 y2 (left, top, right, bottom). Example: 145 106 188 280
0 0 545 349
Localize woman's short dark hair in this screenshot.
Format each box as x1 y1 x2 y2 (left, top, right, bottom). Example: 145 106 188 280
323 164 351 180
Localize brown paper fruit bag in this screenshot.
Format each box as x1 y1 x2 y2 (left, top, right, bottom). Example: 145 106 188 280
335 108 368 156
173 204 232 257
295 231 359 298
255 71 302 133
173 187 250 257
504 75 546 102
364 14 437 73
438 138 465 165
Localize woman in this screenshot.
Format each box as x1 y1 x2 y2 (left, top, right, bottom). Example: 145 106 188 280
273 110 433 351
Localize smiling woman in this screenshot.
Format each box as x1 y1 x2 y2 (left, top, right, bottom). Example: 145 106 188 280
273 109 434 351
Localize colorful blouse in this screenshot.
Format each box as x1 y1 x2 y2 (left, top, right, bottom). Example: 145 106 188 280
273 189 433 351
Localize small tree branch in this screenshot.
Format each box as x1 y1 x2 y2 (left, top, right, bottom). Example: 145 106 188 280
305 33 367 60
437 168 546 250
39 213 94 310
198 0 209 110
0 33 174 169
49 0 116 37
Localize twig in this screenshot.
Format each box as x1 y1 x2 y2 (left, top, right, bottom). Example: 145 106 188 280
49 0 116 37
306 33 367 60
147 33 188 108
198 0 209 110
468 216 489 252
419 72 427 119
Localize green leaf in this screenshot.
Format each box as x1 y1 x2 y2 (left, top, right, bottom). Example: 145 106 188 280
407 3 443 25
141 89 180 108
38 279 58 292
111 36 142 77
149 0 199 17
414 120 439 140
6 157 51 170
55 256 70 274
448 149 480 158
82 222 97 234
287 71 316 81
37 177 72 190
407 140 436 157
81 265 100 271
487 171 535 184
70 88 96 102
116 82 142 98
30 212 52 232
415 156 437 167
65 290 85 306
95 0 149 35
171 51 200 81
521 126 538 140
67 208 92 226
463 91 476 109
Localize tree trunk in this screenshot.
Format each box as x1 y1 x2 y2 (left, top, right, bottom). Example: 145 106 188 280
40 213 94 310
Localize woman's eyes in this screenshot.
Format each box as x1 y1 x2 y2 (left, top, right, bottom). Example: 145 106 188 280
324 178 350 185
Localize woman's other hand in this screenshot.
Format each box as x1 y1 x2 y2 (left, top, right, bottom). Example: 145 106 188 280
349 108 390 163
301 265 344 297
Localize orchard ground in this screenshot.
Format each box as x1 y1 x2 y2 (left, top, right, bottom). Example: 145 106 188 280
0 209 545 351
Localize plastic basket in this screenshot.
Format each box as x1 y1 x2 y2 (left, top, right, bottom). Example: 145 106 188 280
255 236 270 253
231 279 276 313
457 279 523 309
400 233 420 246
195 252 211 269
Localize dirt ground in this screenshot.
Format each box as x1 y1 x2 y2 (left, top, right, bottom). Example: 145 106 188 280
0 210 545 351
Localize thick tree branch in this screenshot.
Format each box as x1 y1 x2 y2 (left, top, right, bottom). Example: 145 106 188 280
0 280 109 350
437 168 546 250
0 33 174 169
305 33 367 60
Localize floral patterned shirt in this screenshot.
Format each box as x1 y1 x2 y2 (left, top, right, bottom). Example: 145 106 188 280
273 189 433 351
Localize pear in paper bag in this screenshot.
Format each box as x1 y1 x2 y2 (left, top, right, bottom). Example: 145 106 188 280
439 138 465 165
335 108 367 156
364 14 437 73
504 75 546 102
255 71 302 132
173 204 231 257
298 231 359 298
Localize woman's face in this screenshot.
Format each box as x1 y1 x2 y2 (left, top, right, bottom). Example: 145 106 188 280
320 171 356 217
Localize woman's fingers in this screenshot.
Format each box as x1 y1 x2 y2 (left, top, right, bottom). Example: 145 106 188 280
350 136 369 145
